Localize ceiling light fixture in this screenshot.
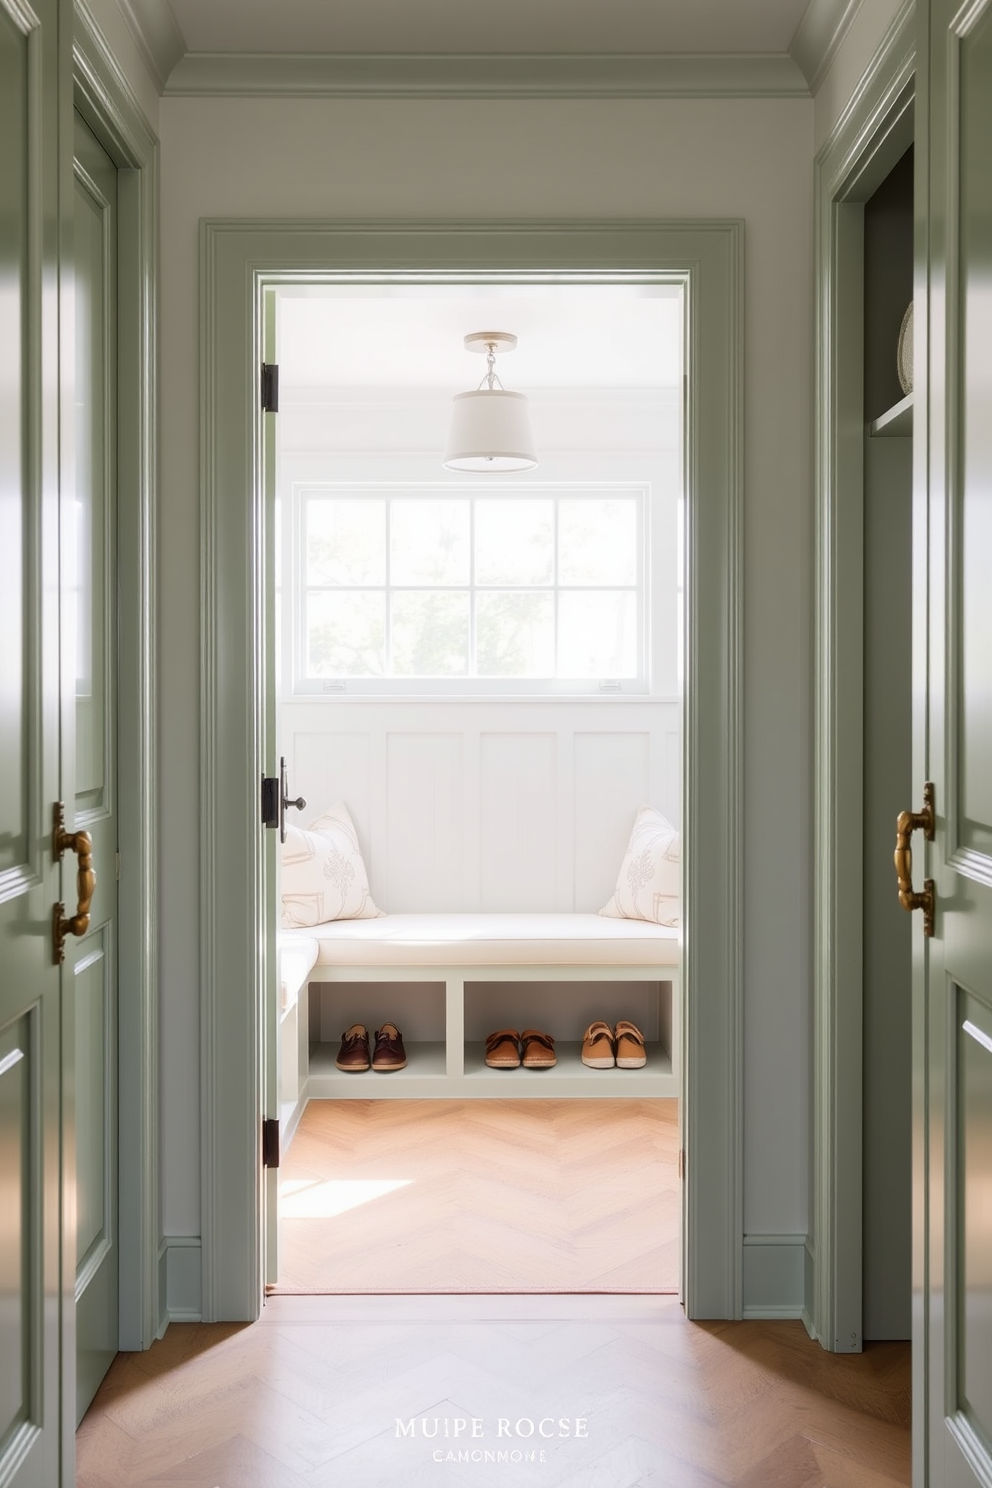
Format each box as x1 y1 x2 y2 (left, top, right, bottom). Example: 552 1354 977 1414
443 331 538 472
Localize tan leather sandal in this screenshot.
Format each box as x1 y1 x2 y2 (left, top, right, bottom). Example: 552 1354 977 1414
615 1020 647 1069
485 1029 521 1068
520 1029 556 1069
581 1020 616 1069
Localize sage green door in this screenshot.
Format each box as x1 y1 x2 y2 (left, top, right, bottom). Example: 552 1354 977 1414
71 111 119 1425
918 1 992 1481
0 0 67 1482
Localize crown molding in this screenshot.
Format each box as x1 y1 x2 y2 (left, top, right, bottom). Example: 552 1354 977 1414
164 50 810 99
788 0 863 91
115 0 185 90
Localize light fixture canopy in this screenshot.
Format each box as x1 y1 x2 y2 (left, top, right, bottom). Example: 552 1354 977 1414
443 331 538 472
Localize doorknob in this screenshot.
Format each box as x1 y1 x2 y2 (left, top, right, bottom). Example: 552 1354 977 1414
894 781 935 938
52 801 96 964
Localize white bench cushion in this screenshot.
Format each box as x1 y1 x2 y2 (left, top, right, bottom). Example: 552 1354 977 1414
280 912 679 969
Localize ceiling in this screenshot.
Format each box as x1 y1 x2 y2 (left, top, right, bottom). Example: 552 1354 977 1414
277 287 682 391
118 0 858 95
165 0 813 59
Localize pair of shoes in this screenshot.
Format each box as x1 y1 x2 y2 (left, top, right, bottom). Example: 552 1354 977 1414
484 1028 557 1069
335 1022 407 1072
581 1020 647 1069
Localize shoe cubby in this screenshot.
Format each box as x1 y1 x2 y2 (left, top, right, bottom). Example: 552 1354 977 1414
463 979 674 1094
303 969 678 1100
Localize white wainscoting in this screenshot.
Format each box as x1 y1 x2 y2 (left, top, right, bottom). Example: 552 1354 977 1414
280 700 679 914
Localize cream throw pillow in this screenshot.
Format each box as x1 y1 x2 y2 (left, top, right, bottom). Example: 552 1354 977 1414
280 802 384 928
599 806 680 927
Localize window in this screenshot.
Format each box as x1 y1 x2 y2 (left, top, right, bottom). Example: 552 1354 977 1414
294 483 648 696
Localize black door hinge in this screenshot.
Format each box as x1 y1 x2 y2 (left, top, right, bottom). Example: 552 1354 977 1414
261 362 279 413
263 1117 280 1169
261 775 279 829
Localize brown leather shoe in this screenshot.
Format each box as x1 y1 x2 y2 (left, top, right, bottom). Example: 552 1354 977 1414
335 1023 370 1072
484 1029 521 1068
520 1028 556 1069
372 1022 407 1072
615 1020 647 1069
581 1020 615 1069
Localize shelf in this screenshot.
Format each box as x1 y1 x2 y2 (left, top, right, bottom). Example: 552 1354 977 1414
308 1040 447 1097
305 1038 677 1099
869 391 913 437
464 1039 671 1084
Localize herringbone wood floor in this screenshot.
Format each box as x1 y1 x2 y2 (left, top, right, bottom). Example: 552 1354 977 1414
75 1294 911 1487
273 1098 679 1293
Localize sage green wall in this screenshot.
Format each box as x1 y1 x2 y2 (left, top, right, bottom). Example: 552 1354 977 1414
155 95 814 1248
81 0 160 131
813 0 909 151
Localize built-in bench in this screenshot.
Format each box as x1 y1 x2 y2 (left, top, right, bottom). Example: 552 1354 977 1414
277 913 680 1112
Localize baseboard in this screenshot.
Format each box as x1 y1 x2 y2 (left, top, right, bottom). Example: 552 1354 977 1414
741 1233 806 1318
160 1235 203 1324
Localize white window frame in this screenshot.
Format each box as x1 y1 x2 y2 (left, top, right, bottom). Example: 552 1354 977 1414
290 480 652 698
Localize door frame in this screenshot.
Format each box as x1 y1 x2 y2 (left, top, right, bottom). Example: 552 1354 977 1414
809 0 915 1353
71 1 159 1353
199 219 744 1323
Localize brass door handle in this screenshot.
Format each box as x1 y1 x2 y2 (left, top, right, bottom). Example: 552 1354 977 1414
894 781 935 937
52 802 97 964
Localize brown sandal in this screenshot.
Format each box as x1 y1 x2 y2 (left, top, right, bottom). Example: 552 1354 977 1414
520 1029 557 1069
581 1020 616 1069
615 1020 647 1069
485 1029 521 1068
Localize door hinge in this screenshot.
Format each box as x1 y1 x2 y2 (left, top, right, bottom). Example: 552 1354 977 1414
261 775 279 829
261 362 279 413
116 852 122 881
262 1117 280 1169
678 1148 685 1180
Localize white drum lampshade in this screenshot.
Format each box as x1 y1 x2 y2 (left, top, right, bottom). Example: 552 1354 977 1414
443 331 538 472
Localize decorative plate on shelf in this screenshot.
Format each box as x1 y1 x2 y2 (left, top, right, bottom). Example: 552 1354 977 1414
897 301 914 395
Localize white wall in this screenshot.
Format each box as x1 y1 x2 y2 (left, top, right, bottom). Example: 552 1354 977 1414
158 94 814 1244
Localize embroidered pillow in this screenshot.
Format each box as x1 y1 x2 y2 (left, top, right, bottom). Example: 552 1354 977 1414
280 802 384 927
599 806 680 927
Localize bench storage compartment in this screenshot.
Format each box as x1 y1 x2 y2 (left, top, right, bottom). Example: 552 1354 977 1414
280 913 680 1101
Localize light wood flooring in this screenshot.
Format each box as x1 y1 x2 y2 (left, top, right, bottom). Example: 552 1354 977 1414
273 1098 679 1294
76 1294 911 1487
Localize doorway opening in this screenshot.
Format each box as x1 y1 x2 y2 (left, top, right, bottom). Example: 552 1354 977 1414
198 219 743 1325
266 279 684 1295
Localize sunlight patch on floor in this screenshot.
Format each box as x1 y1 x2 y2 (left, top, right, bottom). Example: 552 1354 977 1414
280 1177 413 1219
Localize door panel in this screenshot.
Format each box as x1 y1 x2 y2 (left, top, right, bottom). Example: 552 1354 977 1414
959 994 992 1452
0 0 66 1481
922 1 992 1482
0 1018 32 1454
71 112 119 1425
0 5 29 875
956 1 992 859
